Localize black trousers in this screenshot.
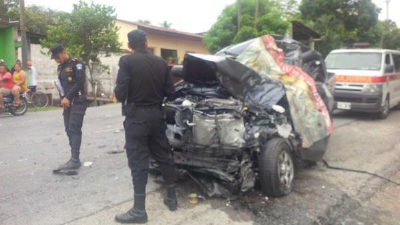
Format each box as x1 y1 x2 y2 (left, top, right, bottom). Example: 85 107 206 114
124 109 175 195
63 98 87 157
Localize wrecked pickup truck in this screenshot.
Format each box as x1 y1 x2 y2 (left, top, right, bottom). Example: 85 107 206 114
160 35 335 198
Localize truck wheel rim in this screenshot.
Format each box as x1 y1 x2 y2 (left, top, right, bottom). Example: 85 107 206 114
278 151 294 190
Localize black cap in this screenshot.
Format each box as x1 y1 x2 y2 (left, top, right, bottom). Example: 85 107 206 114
49 44 65 59
128 29 147 48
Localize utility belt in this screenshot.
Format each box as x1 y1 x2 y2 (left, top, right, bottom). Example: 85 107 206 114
70 93 87 106
63 94 87 113
123 102 162 116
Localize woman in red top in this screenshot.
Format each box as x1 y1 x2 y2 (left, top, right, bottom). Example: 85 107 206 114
0 63 14 110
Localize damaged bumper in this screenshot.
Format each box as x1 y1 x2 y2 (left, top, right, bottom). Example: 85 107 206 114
161 35 332 198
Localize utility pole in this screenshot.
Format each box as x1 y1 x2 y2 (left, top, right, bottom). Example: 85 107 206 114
381 0 391 48
19 0 28 70
386 0 390 20
237 0 241 30
255 0 260 28
0 0 6 18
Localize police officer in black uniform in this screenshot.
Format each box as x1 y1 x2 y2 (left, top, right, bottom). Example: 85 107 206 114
114 29 177 224
50 44 88 171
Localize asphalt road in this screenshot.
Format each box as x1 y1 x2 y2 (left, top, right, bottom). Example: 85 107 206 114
0 105 399 225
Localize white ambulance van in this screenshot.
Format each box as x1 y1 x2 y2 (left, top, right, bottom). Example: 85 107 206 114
325 49 400 119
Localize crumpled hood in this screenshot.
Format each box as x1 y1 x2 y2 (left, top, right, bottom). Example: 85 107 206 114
182 53 285 110
181 35 333 148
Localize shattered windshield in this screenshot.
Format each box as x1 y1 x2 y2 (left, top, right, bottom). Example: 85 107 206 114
325 52 382 70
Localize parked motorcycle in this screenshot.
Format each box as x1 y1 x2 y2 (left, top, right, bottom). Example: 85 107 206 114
1 93 28 116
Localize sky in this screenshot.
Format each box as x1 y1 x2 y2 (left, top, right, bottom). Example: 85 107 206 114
24 0 400 33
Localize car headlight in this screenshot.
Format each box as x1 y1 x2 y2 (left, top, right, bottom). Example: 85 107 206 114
363 84 382 93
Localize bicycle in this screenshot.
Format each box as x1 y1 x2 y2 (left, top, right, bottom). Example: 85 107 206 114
25 86 50 108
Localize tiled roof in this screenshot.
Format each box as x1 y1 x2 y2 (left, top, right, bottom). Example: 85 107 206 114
117 19 204 41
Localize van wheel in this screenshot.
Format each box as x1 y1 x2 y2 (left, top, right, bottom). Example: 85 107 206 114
377 97 390 119
258 138 294 197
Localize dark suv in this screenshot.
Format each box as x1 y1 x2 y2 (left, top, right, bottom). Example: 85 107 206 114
162 35 335 198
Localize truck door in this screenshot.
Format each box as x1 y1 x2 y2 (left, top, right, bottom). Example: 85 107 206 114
391 54 400 106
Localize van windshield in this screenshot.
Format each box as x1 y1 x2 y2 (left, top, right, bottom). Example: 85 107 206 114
325 52 382 70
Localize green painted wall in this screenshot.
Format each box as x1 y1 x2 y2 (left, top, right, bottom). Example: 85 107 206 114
0 27 16 69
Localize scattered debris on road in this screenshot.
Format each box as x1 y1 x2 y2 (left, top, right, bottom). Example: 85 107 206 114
83 161 93 167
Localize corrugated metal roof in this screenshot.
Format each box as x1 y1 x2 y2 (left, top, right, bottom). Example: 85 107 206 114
0 19 19 28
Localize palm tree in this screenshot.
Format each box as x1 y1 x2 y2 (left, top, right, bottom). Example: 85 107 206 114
139 19 151 25
160 20 172 28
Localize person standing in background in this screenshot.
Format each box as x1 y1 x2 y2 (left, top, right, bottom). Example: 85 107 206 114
27 61 38 92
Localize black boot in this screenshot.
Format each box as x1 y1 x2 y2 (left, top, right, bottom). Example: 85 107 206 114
115 194 147 224
58 151 81 170
164 185 177 211
57 159 81 170
58 158 81 170
115 208 147 224
163 198 177 211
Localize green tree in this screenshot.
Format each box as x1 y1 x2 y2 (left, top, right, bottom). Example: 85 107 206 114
299 0 381 56
383 28 400 50
41 1 121 103
0 0 18 16
139 19 151 25
160 20 172 28
300 0 380 42
300 0 380 31
204 0 289 52
271 0 299 19
5 6 61 34
4 0 17 8
379 20 400 49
